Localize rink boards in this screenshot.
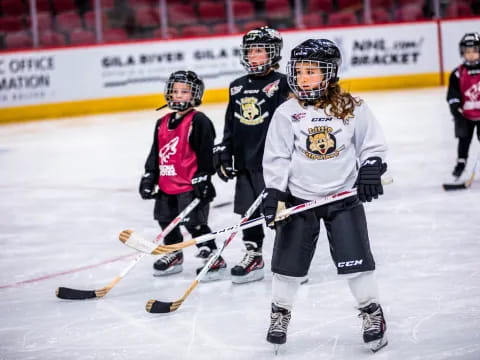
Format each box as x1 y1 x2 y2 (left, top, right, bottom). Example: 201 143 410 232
0 17 479 123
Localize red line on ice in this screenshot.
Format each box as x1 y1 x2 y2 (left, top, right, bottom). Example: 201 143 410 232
0 253 136 289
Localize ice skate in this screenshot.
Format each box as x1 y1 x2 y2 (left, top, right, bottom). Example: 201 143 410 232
358 303 388 352
231 242 264 284
266 303 291 354
195 245 212 259
153 250 183 276
452 159 467 179
196 251 227 282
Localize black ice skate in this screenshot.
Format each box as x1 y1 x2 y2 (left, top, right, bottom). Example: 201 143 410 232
195 245 212 259
196 252 227 282
153 250 183 276
452 159 467 179
266 303 291 355
231 242 264 284
358 303 388 352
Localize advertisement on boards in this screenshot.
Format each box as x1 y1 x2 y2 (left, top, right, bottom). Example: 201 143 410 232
0 21 451 109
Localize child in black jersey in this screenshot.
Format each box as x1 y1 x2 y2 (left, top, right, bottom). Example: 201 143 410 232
446 32 480 182
213 27 290 284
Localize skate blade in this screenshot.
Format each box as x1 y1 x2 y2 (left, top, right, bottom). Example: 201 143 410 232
153 264 183 277
273 344 281 356
367 335 388 353
199 267 228 282
231 269 264 284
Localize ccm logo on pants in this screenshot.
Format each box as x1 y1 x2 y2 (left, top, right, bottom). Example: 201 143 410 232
338 259 363 268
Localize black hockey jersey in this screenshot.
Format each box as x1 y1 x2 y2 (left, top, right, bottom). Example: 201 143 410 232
221 71 290 171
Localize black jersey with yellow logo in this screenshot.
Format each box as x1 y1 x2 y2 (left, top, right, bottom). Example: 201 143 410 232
221 71 289 171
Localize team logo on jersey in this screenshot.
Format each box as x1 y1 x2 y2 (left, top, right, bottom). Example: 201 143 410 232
234 97 269 125
262 79 280 98
159 136 179 176
301 126 345 160
464 82 480 110
230 85 243 96
291 112 306 122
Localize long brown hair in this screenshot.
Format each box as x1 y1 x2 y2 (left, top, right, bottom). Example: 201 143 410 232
294 81 362 122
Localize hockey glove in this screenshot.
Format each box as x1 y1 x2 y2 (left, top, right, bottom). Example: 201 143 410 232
139 172 156 200
192 173 216 203
263 188 290 229
213 144 236 182
355 157 387 202
449 103 469 122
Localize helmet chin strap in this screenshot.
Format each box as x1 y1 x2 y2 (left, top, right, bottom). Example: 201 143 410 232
464 59 480 66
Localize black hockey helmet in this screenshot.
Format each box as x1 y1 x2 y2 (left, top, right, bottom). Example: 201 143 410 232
287 39 342 100
240 26 283 74
459 32 480 57
164 70 204 111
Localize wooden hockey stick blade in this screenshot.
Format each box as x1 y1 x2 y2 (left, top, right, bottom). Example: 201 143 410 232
443 183 469 190
146 280 199 313
56 276 121 300
56 287 97 300
443 169 476 191
119 230 197 254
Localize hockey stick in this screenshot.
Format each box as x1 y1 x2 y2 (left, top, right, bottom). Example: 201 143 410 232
146 191 267 313
119 189 358 255
443 155 479 191
56 198 201 300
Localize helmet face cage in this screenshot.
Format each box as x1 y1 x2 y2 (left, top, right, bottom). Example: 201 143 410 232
287 60 336 100
240 42 281 74
460 33 480 65
164 71 204 111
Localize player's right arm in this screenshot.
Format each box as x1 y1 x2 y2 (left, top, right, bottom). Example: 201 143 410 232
139 119 161 199
447 68 467 121
262 105 294 193
213 84 237 182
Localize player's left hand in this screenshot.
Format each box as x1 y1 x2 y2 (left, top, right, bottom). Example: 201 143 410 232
263 188 290 229
355 157 387 202
192 173 216 203
139 172 157 200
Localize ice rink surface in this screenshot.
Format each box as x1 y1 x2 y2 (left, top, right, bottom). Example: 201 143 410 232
1 87 480 360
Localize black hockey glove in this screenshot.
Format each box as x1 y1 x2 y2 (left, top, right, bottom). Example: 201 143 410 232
449 103 469 122
263 188 290 230
192 173 216 203
355 157 387 202
213 144 236 182
139 172 156 200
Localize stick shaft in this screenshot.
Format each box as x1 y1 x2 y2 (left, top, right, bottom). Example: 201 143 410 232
125 189 358 255
116 198 200 279
196 190 265 279
57 198 200 299
146 191 266 313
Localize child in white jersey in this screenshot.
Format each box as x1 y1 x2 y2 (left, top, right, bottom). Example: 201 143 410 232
139 70 226 281
261 39 389 353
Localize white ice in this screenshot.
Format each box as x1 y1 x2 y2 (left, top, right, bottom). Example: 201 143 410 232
1 87 479 360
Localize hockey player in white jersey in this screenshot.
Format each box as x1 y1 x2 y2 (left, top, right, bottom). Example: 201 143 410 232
262 39 388 353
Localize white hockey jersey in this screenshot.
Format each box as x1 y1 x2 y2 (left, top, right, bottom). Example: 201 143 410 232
262 97 388 200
